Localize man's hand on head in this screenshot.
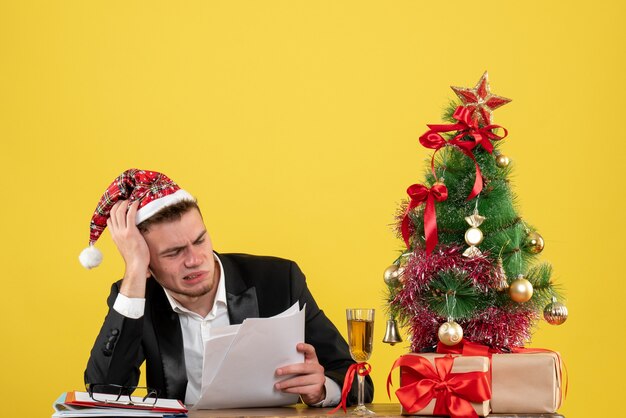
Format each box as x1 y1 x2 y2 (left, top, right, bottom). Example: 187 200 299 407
274 343 327 406
107 200 151 298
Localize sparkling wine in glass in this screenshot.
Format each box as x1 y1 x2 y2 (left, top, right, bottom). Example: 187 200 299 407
346 308 375 416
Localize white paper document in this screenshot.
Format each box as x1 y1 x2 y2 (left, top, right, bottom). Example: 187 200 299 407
192 303 305 409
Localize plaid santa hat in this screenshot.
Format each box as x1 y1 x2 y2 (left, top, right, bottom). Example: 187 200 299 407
79 168 194 269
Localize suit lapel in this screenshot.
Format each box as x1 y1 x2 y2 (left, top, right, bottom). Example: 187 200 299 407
148 280 188 401
219 254 260 325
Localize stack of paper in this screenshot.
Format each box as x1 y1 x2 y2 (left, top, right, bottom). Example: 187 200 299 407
52 392 187 417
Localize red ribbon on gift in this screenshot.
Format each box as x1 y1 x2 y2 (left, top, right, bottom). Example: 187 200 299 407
401 183 448 254
387 355 491 418
437 340 497 386
419 106 508 200
436 340 495 357
329 362 371 414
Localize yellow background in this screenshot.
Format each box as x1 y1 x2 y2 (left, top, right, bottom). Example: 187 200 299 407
1 1 623 416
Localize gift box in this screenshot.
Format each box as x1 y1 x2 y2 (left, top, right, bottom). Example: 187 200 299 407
491 351 563 413
395 353 491 417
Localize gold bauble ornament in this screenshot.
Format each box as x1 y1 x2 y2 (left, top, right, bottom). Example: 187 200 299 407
509 275 534 303
383 264 398 283
525 232 545 254
543 297 568 325
438 320 464 346
495 154 510 168
383 264 404 285
383 264 399 285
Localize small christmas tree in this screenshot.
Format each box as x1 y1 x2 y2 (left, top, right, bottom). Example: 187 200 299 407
384 72 568 352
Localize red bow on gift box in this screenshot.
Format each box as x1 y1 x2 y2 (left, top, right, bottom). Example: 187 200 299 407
387 355 491 418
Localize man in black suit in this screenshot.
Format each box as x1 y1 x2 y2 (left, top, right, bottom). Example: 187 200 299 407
81 169 373 407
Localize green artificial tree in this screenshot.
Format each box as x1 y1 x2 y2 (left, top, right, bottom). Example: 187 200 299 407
383 72 568 352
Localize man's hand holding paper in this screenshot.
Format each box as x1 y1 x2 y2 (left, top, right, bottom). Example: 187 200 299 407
275 342 326 405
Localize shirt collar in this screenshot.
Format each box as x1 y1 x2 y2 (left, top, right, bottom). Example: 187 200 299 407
162 253 227 319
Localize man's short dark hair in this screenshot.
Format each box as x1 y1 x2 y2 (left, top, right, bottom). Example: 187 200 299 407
137 199 201 233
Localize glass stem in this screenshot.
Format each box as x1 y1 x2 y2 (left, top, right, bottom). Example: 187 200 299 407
357 373 365 407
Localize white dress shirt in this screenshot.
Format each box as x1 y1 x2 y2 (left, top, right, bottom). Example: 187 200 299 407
113 255 340 407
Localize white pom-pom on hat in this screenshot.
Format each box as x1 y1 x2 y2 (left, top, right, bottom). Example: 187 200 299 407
79 245 103 269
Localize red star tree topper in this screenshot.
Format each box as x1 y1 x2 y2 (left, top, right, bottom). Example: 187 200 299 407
451 71 511 126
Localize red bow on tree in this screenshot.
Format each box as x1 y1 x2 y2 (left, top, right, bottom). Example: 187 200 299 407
419 106 508 200
401 183 448 254
387 355 491 418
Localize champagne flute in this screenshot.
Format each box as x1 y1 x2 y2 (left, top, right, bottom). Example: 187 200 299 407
346 308 375 416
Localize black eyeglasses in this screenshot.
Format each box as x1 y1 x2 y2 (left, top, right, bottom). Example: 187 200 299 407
85 383 159 407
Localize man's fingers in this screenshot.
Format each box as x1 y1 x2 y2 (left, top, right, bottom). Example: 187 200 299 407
277 362 321 376
297 343 319 362
110 200 125 228
275 344 326 404
274 373 325 391
107 201 120 229
126 200 139 227
277 383 320 394
116 200 130 227
108 200 130 231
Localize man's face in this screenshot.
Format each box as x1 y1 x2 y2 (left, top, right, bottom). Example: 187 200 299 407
142 208 217 301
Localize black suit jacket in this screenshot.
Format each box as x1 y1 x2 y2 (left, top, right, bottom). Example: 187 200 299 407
85 253 374 405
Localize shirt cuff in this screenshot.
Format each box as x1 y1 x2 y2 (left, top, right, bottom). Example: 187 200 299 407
309 377 341 407
113 293 146 319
